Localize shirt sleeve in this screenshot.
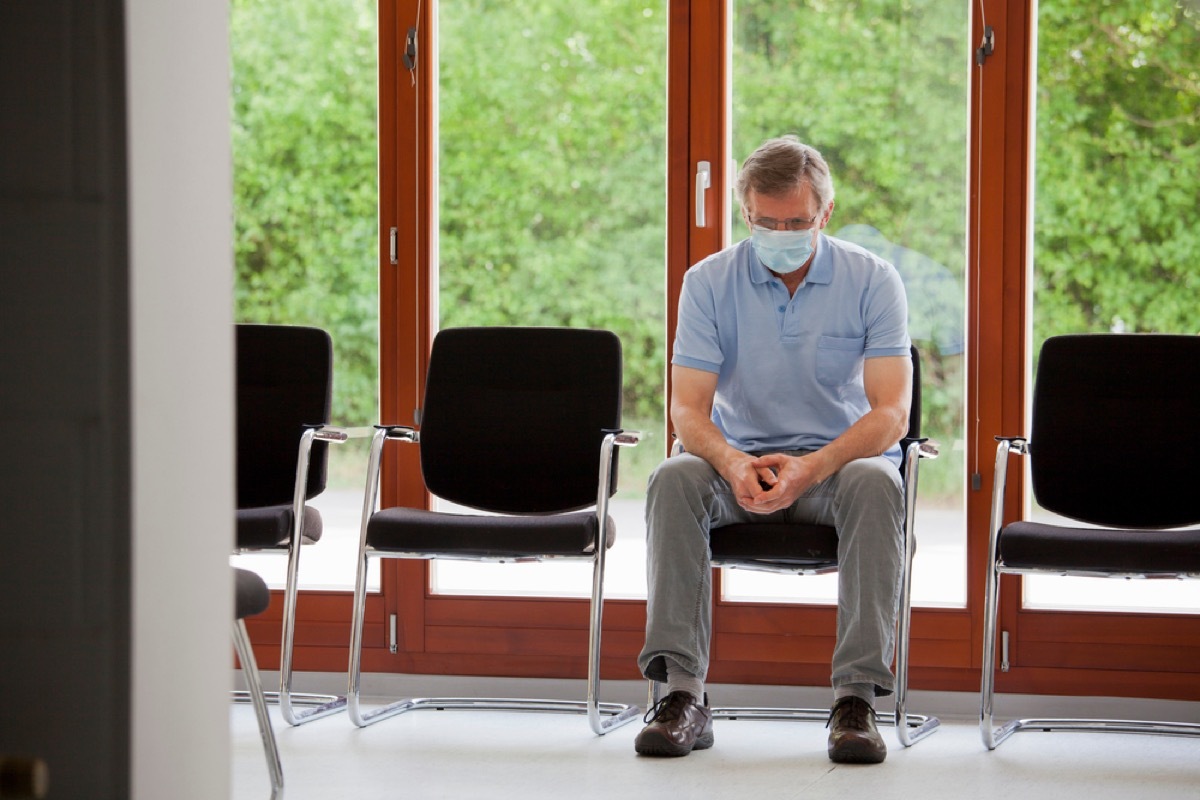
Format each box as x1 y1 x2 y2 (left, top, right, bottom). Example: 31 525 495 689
863 264 912 357
671 266 724 374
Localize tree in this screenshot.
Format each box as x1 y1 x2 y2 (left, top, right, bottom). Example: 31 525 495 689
231 0 379 433
437 0 668 433
1032 0 1200 344
230 0 1198 498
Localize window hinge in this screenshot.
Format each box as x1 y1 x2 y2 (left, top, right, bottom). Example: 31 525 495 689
389 613 398 654
975 24 995 65
1000 629 1010 672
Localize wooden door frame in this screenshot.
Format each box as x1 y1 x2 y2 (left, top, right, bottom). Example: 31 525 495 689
251 0 1200 703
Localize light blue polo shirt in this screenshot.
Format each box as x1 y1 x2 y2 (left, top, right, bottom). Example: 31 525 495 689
672 233 911 465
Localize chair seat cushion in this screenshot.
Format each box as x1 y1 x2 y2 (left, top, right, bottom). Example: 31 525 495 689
709 522 840 570
1000 520 1200 574
234 568 270 619
237 504 323 549
366 506 615 559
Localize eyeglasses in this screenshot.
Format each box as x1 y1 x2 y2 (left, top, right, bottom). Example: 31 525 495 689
747 214 820 232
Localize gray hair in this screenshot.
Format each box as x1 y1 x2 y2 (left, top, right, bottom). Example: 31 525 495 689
735 136 835 210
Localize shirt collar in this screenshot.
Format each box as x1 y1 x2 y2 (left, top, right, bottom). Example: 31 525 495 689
806 234 834 284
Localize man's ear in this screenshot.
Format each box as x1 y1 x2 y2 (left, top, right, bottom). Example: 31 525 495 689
820 201 836 229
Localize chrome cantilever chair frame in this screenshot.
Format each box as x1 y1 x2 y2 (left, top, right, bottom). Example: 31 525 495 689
233 569 283 800
980 437 1200 749
347 425 642 735
233 424 359 726
696 439 941 747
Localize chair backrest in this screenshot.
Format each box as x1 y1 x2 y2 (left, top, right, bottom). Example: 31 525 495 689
419 327 623 515
903 343 922 445
236 324 333 509
1030 333 1200 529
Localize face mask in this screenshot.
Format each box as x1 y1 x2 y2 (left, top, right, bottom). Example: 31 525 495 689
750 227 815 274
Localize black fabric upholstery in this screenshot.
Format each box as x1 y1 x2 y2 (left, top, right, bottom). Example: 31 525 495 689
710 346 922 569
367 506 615 558
1000 520 1200 574
710 522 839 569
235 567 271 620
368 327 623 559
237 504 324 549
236 324 333 510
418 327 623 514
1029 334 1200 529
906 344 922 441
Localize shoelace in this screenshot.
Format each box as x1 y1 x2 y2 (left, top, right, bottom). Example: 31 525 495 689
643 691 690 724
825 697 878 730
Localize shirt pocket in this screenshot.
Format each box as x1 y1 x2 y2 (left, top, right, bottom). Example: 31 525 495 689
816 335 865 386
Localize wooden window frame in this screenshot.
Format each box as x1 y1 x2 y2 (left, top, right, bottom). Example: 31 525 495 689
248 0 1200 703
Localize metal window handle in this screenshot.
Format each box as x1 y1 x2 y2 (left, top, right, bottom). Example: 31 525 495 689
695 161 711 228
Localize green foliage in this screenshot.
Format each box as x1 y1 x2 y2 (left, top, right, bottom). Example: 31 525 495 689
732 0 971 498
230 0 1197 500
230 0 379 432
436 0 668 433
1032 0 1200 347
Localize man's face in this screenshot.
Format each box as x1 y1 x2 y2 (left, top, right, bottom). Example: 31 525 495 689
742 186 831 240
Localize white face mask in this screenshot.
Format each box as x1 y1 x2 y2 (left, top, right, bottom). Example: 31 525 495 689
750 227 816 274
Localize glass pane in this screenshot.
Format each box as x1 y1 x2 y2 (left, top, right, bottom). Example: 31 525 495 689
431 0 668 599
1024 0 1199 613
228 0 380 591
721 0 970 607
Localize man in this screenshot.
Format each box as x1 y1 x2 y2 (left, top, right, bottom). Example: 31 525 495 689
634 136 912 764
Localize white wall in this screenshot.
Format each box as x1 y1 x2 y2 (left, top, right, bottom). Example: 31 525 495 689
126 1 234 797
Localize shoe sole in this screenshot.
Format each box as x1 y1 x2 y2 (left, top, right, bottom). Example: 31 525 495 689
635 730 715 757
828 742 887 764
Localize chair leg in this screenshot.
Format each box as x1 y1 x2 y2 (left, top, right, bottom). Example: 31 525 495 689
893 445 939 746
977 560 1200 746
279 429 346 725
347 549 404 727
233 619 283 799
979 549 1011 749
348 546 641 732
980 440 1020 750
585 544 641 735
893 590 939 745
276 534 346 726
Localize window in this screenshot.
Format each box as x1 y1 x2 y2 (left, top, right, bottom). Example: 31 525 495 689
1023 0 1199 614
229 0 380 591
720 0 970 608
429 0 669 600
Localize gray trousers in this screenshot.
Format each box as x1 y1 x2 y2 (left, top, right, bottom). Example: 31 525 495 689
637 450 904 697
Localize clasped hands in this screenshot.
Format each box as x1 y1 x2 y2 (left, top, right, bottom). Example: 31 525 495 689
725 451 823 514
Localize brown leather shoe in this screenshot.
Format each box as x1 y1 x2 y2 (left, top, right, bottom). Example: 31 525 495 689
827 696 887 764
634 691 714 757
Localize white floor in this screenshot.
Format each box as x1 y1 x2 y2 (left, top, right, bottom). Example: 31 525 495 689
232 676 1200 800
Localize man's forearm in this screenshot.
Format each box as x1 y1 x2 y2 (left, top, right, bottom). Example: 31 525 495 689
672 406 743 475
806 405 908 482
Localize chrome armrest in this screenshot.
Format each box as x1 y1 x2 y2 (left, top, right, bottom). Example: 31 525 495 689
995 435 1029 456
987 435 1030 560
614 429 642 448
312 424 376 443
380 424 419 443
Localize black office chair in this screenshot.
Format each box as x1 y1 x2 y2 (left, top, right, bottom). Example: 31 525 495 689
981 333 1200 749
234 323 350 725
233 568 283 799
665 345 940 747
346 327 641 734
